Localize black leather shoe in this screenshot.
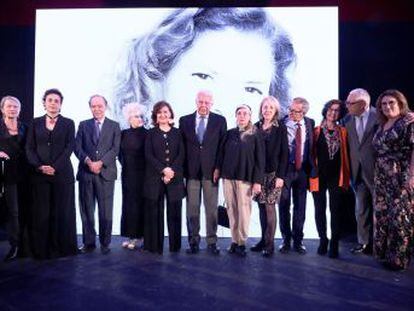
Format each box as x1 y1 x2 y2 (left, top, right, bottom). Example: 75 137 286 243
100 246 111 255
250 241 264 252
78 245 96 254
236 245 247 257
328 240 339 258
207 244 220 255
4 246 18 262
294 243 307 255
279 243 291 254
350 244 367 254
228 243 237 254
185 245 199 254
317 238 329 255
262 249 274 257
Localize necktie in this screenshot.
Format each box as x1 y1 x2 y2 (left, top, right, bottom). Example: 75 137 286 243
295 123 302 171
197 116 206 144
356 116 364 143
94 121 101 144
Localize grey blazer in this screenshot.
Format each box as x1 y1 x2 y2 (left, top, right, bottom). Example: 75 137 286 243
75 118 121 181
344 107 378 185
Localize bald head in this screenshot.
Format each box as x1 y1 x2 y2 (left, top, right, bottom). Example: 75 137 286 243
196 90 213 116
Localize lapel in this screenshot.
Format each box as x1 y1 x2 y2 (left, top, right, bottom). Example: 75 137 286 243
188 112 199 144
360 109 376 146
89 118 98 146
97 119 109 148
348 116 358 143
203 113 216 144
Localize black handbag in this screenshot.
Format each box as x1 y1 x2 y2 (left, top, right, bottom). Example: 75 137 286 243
217 203 229 228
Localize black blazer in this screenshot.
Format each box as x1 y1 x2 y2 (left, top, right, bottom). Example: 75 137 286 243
144 126 185 202
0 119 27 184
179 112 227 180
25 115 75 184
255 121 289 180
75 118 121 182
219 127 265 184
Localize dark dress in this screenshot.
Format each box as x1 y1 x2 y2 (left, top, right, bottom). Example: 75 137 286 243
0 120 28 252
119 127 147 239
373 117 414 269
26 115 77 259
143 126 185 254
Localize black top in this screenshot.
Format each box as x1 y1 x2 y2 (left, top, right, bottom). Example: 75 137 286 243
119 127 147 175
26 115 75 184
144 126 185 201
255 121 289 179
219 127 265 184
179 112 227 180
0 119 27 184
316 130 341 186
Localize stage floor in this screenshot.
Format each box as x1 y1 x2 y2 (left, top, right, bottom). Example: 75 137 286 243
1 237 413 311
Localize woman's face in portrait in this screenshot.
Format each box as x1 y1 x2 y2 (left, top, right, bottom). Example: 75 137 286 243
1 99 20 119
236 107 251 128
326 103 340 123
164 28 274 118
380 95 401 120
261 100 277 122
44 94 62 115
156 106 172 125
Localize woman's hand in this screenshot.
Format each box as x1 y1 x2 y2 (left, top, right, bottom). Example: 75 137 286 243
0 151 10 160
163 167 175 179
275 178 284 188
252 183 262 195
39 165 55 176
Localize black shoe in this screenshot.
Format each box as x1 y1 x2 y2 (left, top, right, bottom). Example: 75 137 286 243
279 242 291 254
185 245 199 254
328 240 339 259
363 244 373 255
207 244 220 255
100 246 111 255
350 244 367 254
317 238 329 255
262 249 274 257
294 243 307 255
78 245 96 254
235 245 247 257
250 241 264 252
228 243 237 254
4 246 18 262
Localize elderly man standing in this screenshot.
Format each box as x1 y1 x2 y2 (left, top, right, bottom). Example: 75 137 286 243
345 88 378 254
75 95 121 255
179 91 227 254
278 97 315 254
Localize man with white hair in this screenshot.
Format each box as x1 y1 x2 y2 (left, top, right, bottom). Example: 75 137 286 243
345 88 378 254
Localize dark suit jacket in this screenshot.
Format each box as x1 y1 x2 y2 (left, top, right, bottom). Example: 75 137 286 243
25 115 75 184
282 115 316 177
179 112 227 180
344 108 378 185
75 117 121 182
144 127 185 202
255 121 289 180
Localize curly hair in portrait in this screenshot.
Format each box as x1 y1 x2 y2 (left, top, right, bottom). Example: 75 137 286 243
112 8 295 127
321 99 347 121
375 89 411 125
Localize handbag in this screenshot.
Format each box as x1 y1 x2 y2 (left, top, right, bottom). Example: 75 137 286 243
217 202 230 228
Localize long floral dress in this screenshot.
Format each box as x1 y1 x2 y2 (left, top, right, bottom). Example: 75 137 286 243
373 116 414 269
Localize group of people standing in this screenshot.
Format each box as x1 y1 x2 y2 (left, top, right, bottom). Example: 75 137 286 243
0 87 413 271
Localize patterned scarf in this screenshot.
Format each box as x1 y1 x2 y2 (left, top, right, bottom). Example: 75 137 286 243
321 122 340 160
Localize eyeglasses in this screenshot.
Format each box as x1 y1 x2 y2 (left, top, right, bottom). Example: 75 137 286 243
328 108 340 113
289 109 303 114
380 101 397 107
346 99 365 106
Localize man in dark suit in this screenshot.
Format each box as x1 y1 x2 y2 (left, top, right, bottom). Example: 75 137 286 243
75 95 121 254
278 97 315 254
344 88 378 254
179 90 227 254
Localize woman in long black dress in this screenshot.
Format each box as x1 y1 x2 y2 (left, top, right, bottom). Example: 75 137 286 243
119 103 147 250
310 100 350 258
144 101 185 254
0 96 27 261
25 89 77 259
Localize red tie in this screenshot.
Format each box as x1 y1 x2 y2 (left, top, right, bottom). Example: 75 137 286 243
295 123 302 171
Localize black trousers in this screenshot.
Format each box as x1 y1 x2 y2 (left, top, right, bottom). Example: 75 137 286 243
4 184 19 247
258 203 277 251
31 182 77 259
79 177 115 247
278 166 308 245
312 180 342 242
144 195 182 254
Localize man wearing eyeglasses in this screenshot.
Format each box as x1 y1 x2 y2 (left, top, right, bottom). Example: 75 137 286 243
278 97 315 254
344 88 378 255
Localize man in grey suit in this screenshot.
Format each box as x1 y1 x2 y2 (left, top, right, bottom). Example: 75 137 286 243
345 88 378 254
75 95 121 254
